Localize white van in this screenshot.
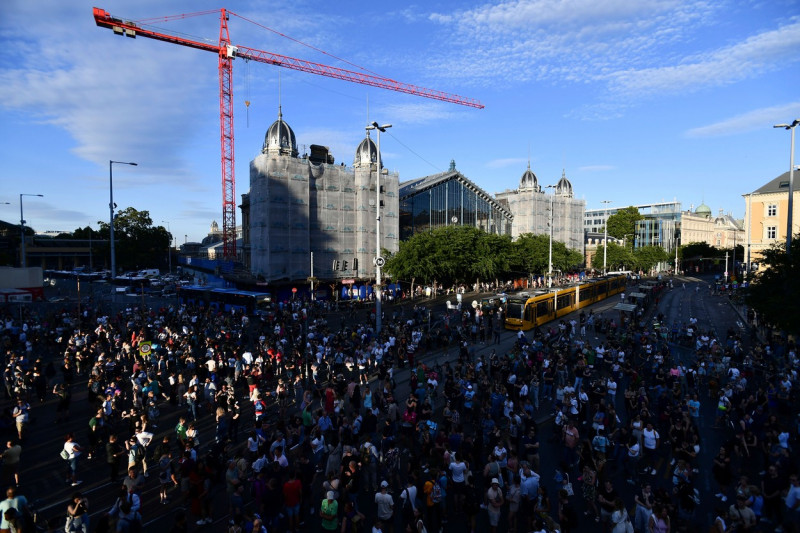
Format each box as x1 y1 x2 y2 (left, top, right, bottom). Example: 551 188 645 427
138 269 160 278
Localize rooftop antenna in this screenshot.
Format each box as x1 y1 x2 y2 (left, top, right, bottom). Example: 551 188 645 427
365 94 371 138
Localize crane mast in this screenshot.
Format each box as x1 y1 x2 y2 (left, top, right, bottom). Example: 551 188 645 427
93 7 483 260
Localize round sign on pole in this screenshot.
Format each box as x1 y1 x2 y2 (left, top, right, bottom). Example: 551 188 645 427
375 257 385 267
292 287 297 293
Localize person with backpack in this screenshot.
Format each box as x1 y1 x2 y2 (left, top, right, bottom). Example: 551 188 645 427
423 472 442 533
360 441 379 492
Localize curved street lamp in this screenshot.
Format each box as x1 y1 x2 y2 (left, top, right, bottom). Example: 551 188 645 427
20 193 44 268
365 122 391 334
774 120 799 256
109 160 137 278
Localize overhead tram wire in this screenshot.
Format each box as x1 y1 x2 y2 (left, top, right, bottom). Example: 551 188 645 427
385 131 443 174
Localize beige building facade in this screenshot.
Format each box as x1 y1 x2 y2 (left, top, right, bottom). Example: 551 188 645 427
681 203 744 249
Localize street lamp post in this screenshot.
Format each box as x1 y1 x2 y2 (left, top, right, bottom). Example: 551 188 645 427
545 185 556 287
365 121 391 334
601 200 612 275
162 220 172 274
774 119 799 256
623 233 634 249
109 160 137 278
19 193 44 268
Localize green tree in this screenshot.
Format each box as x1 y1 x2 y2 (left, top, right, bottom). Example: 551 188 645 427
594 242 634 271
632 245 669 272
680 241 719 260
746 236 800 335
384 230 439 293
509 233 550 277
96 207 170 272
606 206 643 239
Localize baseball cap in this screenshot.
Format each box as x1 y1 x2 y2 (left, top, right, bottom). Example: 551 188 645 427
381 480 389 488
327 491 335 500
491 478 499 485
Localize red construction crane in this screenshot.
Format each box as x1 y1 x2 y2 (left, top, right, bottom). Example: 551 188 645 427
93 7 483 260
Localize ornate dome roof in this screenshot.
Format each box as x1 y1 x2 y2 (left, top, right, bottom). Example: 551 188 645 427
695 203 711 217
353 133 379 168
555 170 573 197
519 163 541 192
262 107 298 157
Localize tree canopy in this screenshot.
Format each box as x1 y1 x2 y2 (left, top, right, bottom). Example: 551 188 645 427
746 236 800 335
95 207 171 273
384 226 583 287
606 206 643 239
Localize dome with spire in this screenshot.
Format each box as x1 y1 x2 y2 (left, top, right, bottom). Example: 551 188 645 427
695 202 711 218
519 163 541 192
353 133 379 167
555 170 573 197
262 106 298 157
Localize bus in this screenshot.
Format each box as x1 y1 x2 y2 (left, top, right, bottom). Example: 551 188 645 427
504 274 627 331
177 286 273 316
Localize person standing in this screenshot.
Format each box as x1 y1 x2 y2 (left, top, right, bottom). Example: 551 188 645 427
105 434 125 483
65 491 89 533
320 491 338 532
641 422 660 476
63 433 83 486
11 400 29 442
0 486 28 533
2 442 21 487
485 478 504 533
282 468 303 533
374 481 394 533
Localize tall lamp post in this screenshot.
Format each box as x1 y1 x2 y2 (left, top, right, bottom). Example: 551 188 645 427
365 121 391 334
19 193 44 268
601 200 612 275
774 119 799 256
545 185 556 287
109 160 137 278
162 220 172 274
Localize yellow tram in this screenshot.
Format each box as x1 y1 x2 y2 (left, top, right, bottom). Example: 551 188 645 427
504 274 627 331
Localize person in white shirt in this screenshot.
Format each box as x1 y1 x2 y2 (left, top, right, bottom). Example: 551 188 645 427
641 423 660 476
374 481 394 524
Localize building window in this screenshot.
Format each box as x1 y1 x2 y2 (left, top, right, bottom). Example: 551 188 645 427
767 204 777 217
767 226 777 239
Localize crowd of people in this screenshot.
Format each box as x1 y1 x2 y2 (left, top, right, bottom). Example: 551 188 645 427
0 276 798 533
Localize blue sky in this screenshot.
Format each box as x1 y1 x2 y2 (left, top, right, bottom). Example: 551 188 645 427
1 0 799 244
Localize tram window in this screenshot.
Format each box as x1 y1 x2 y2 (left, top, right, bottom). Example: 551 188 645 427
536 300 550 317
556 293 574 310
524 303 535 323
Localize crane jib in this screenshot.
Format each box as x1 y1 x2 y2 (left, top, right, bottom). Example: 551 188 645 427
92 6 483 259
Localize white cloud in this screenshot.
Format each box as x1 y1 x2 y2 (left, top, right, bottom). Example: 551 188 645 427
606 20 800 98
423 0 799 113
685 102 800 138
485 157 527 169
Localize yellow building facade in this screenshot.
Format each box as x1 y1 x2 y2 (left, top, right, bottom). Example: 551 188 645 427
743 170 800 270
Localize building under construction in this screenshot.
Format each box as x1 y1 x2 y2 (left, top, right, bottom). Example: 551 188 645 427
242 109 399 282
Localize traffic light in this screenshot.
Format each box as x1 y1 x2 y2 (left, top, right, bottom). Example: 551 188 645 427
352 258 358 271
342 260 349 271
332 260 340 271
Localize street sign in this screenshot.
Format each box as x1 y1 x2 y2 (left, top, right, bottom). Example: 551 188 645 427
342 279 355 285
292 287 297 293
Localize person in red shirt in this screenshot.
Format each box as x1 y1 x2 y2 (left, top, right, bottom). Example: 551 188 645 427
282 468 303 533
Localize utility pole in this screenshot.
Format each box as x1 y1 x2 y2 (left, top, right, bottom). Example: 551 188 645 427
601 200 612 275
